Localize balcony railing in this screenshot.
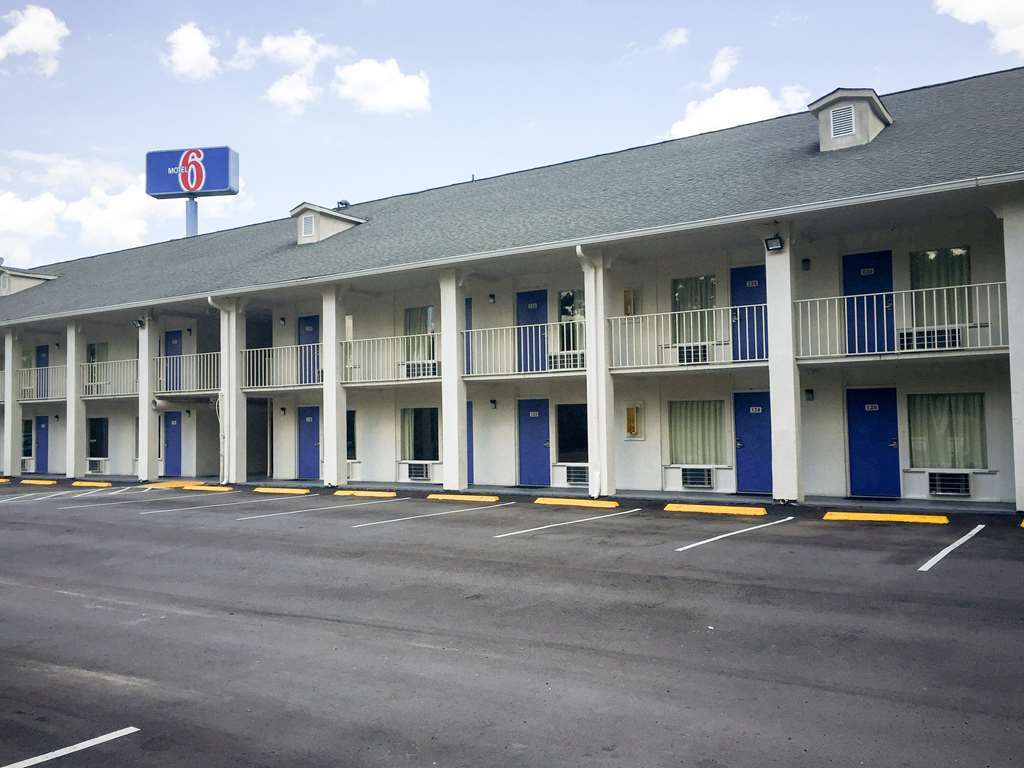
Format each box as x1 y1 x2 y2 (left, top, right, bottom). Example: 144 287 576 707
794 282 1008 359
608 305 768 369
81 359 138 398
341 333 440 384
154 351 220 394
242 343 322 389
16 365 66 400
463 320 586 376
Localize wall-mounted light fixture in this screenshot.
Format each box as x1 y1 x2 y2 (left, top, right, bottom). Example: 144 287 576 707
804 388 815 402
279 317 287 326
185 409 192 418
55 341 60 350
280 407 287 415
764 234 785 252
488 294 496 304
801 258 811 271
54 414 60 422
186 327 193 336
489 399 497 409
134 318 146 329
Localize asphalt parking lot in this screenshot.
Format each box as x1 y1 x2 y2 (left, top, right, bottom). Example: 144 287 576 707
0 484 1021 767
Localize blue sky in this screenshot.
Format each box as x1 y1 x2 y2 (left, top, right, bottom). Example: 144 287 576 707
0 0 1022 266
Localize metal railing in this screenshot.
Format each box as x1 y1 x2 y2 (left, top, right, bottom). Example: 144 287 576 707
341 333 440 384
154 351 220 394
242 343 323 389
81 359 138 398
608 305 768 369
16 365 66 400
463 320 586 376
794 282 1008 359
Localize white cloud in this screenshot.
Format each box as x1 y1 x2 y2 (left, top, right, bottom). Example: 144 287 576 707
162 22 220 80
935 0 1024 57
706 46 740 88
668 85 810 139
62 180 165 249
230 30 341 114
332 57 430 114
0 189 66 264
265 71 320 114
5 149 135 192
0 4 69 77
657 27 689 50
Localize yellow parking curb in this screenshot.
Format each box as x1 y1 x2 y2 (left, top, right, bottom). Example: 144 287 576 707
534 497 619 509
254 487 310 495
146 480 204 489
72 480 112 488
334 490 397 498
664 503 767 516
823 511 949 525
427 493 500 503
21 479 57 486
0 478 10 484
182 484 233 492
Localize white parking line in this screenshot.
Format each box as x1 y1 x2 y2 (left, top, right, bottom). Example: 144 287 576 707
139 495 300 515
0 493 47 505
25 490 73 503
494 508 642 538
674 516 795 552
352 501 517 528
71 488 110 498
1 726 140 768
59 492 237 510
237 496 411 521
917 524 986 572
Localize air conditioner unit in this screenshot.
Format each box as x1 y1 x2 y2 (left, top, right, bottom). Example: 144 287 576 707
548 350 585 370
928 471 970 496
677 343 710 364
402 361 439 379
566 465 589 486
407 462 431 481
898 326 963 351
87 457 108 475
681 467 714 489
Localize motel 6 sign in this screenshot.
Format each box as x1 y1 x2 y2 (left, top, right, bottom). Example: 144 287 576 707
145 146 239 199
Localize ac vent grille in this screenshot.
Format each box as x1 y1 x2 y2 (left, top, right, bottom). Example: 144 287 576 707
681 467 714 489
830 104 855 138
566 466 589 486
408 462 431 481
928 471 970 497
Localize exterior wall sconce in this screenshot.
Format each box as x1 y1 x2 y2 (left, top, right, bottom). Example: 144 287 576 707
764 234 785 252
186 327 193 336
185 410 192 418
280 407 287 415
801 258 811 271
804 389 815 402
489 399 497 409
279 317 287 326
488 294 496 304
134 318 146 329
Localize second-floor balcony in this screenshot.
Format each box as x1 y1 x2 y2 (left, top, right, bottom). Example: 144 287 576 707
242 343 322 390
608 305 768 370
341 333 440 384
154 351 220 395
794 282 1008 360
81 359 139 398
17 365 66 401
463 320 586 377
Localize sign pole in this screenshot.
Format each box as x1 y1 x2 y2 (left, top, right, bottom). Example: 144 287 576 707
185 194 198 238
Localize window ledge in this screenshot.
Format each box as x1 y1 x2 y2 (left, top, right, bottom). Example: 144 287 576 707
904 467 994 474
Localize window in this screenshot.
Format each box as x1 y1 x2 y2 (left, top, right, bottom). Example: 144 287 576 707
86 342 109 364
400 407 439 461
910 247 972 322
830 104 855 137
556 403 588 463
623 288 642 316
908 393 987 469
558 289 585 351
404 306 436 361
21 419 32 458
671 276 716 343
301 214 314 237
625 403 644 440
346 410 356 460
87 418 109 459
668 400 725 465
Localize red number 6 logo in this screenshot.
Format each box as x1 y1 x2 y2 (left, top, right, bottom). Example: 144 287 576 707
178 148 205 193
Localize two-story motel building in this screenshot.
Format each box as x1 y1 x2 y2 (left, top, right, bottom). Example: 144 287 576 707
2 68 1024 511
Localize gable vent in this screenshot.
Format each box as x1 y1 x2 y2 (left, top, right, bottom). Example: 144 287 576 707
301 214 314 238
830 104 855 138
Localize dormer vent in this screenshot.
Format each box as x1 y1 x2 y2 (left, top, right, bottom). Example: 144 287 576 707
808 88 893 152
289 202 366 245
301 213 315 238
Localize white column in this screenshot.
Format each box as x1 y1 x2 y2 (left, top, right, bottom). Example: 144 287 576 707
3 331 22 477
321 285 348 487
219 298 247 484
1000 200 1024 511
764 222 803 502
137 315 159 481
578 246 616 498
439 269 468 490
65 322 86 478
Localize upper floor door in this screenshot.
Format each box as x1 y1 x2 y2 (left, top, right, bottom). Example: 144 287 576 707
516 290 548 373
842 251 895 354
730 265 767 360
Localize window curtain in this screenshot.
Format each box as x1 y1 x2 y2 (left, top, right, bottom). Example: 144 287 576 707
558 290 585 351
668 400 725 465
404 306 434 361
908 393 987 468
910 248 971 324
671 276 716 343
400 408 415 461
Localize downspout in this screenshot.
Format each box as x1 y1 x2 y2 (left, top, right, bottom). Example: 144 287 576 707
207 296 228 484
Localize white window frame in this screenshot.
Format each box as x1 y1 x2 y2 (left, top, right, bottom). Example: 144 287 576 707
625 402 645 441
301 213 315 238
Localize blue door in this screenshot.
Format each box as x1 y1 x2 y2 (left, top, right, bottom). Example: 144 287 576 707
34 415 48 474
297 406 320 479
35 344 49 398
846 388 901 497
517 398 550 486
164 411 182 476
297 315 321 384
733 392 772 494
467 400 475 484
843 251 895 354
516 290 547 373
730 266 768 361
164 330 182 391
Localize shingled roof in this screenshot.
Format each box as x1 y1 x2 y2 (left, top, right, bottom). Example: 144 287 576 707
3 66 1024 324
